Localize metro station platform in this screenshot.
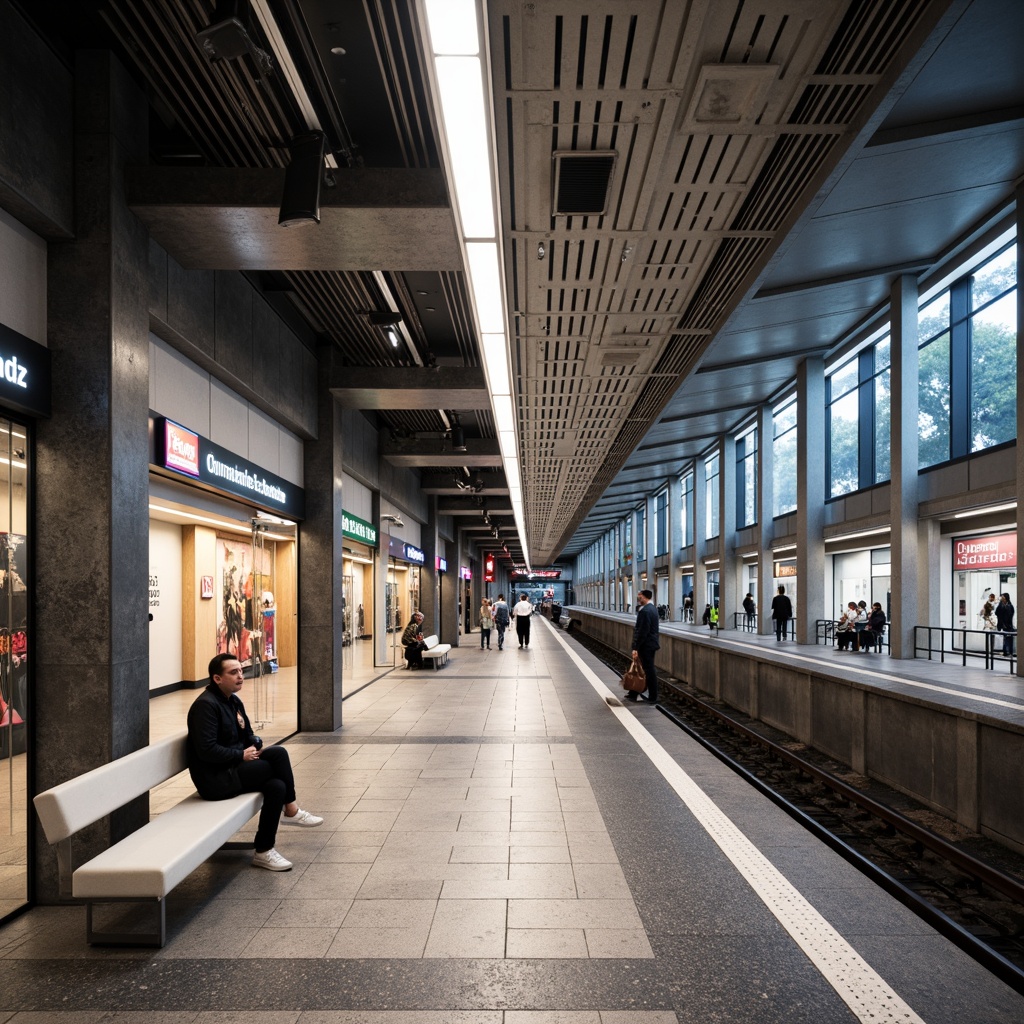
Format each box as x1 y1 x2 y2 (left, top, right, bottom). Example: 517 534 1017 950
2 618 1023 1022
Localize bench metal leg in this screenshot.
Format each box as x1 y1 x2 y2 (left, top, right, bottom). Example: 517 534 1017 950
86 898 166 947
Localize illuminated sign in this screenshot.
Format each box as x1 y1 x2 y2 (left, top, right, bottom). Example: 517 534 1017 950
460 566 472 580
404 544 426 565
164 420 200 477
342 511 377 547
436 557 448 572
511 569 561 579
153 418 305 519
0 321 50 418
954 532 1016 570
484 554 495 582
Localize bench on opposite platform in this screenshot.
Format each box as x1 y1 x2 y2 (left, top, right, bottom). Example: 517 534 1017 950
33 731 262 947
421 634 452 668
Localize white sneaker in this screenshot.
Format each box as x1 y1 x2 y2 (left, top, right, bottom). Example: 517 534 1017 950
281 808 323 827
252 848 293 871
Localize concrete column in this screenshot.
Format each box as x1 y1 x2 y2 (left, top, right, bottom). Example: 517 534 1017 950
1017 184 1024 677
756 404 775 635
719 435 737 629
298 342 343 730
419 497 439 629
693 457 708 619
35 52 151 901
646 491 656 601
631 509 640 612
890 275 920 659
668 473 682 619
796 358 826 643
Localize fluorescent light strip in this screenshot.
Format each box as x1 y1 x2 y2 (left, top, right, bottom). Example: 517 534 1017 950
149 503 295 542
953 502 1017 519
424 3 531 568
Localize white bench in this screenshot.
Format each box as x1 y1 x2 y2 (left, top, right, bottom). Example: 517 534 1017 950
33 731 262 947
420 634 451 668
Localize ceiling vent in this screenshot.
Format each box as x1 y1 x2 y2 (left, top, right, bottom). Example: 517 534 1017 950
552 151 616 216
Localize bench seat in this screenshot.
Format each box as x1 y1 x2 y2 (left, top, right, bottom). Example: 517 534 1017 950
420 634 451 668
34 730 264 946
73 791 262 899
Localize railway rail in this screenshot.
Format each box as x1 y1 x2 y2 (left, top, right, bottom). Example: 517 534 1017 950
562 619 1024 995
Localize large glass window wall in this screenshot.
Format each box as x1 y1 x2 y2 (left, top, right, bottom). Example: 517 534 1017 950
704 453 719 540
773 400 797 517
736 426 757 528
654 489 668 556
680 472 694 548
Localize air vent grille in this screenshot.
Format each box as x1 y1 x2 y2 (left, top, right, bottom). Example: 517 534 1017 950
552 151 616 215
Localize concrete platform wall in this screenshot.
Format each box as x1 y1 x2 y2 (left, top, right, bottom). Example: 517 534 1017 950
566 609 1024 854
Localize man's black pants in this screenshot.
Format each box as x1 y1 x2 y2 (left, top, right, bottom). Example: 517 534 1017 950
637 644 659 702
235 745 296 853
516 617 531 646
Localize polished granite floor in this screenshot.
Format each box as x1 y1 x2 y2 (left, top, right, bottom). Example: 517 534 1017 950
2 618 1024 1022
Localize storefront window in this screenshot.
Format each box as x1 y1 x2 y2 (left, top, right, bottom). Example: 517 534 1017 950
0 418 29 916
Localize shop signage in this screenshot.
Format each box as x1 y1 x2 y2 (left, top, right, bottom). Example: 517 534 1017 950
484 554 494 583
153 417 305 519
342 511 378 547
775 563 798 577
954 532 1017 570
436 557 448 572
404 543 426 565
460 566 472 580
511 569 561 579
0 322 51 418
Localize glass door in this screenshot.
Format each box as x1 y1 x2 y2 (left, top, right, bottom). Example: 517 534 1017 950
0 418 28 917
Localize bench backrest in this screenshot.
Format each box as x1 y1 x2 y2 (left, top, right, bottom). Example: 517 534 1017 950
423 634 439 649
34 731 189 845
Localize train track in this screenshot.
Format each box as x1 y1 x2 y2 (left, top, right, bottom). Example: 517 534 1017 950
562 620 1024 994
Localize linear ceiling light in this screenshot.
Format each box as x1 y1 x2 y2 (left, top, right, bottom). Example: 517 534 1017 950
422 0 530 569
953 502 1017 519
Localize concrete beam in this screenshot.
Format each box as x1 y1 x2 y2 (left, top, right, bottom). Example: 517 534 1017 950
380 436 501 468
421 471 509 495
438 498 514 516
126 166 461 271
332 367 489 410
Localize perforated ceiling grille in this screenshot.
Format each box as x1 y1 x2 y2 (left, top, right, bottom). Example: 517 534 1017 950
489 0 935 563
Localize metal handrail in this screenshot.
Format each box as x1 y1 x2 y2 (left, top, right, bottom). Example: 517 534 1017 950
914 625 1016 672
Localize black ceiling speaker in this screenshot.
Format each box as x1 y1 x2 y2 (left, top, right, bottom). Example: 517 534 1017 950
279 131 327 227
451 424 467 452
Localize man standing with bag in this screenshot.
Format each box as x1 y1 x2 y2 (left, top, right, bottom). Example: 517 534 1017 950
627 589 660 705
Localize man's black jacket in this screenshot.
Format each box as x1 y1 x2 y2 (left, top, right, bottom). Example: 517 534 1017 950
187 682 263 800
632 601 661 650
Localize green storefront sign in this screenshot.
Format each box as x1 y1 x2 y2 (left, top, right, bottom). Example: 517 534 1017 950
342 511 378 547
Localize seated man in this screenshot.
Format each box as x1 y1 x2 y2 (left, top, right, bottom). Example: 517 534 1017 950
402 611 427 669
187 653 322 872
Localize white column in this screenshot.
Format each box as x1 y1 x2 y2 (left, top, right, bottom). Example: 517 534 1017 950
756 404 776 635
796 358 826 644
890 274 920 659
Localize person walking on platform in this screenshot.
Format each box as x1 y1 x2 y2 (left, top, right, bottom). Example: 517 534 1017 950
187 654 323 872
995 592 1015 656
479 598 493 650
742 592 756 631
493 594 510 649
709 601 719 633
771 585 792 642
512 593 534 648
626 588 660 705
401 611 427 669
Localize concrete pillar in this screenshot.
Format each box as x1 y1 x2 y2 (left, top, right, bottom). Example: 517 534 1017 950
890 275 920 659
298 342 343 729
756 404 776 635
719 434 737 629
668 472 682 619
693 456 708 620
1017 184 1024 676
420 497 440 631
35 52 150 901
796 358 826 644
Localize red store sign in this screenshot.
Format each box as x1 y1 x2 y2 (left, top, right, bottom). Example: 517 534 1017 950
954 532 1017 570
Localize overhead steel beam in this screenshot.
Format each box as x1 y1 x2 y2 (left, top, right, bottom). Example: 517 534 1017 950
421 471 509 495
126 166 461 271
380 436 501 468
331 367 489 410
438 499 514 516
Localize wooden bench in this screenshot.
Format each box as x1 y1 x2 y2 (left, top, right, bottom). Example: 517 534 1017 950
33 731 262 947
420 634 451 668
